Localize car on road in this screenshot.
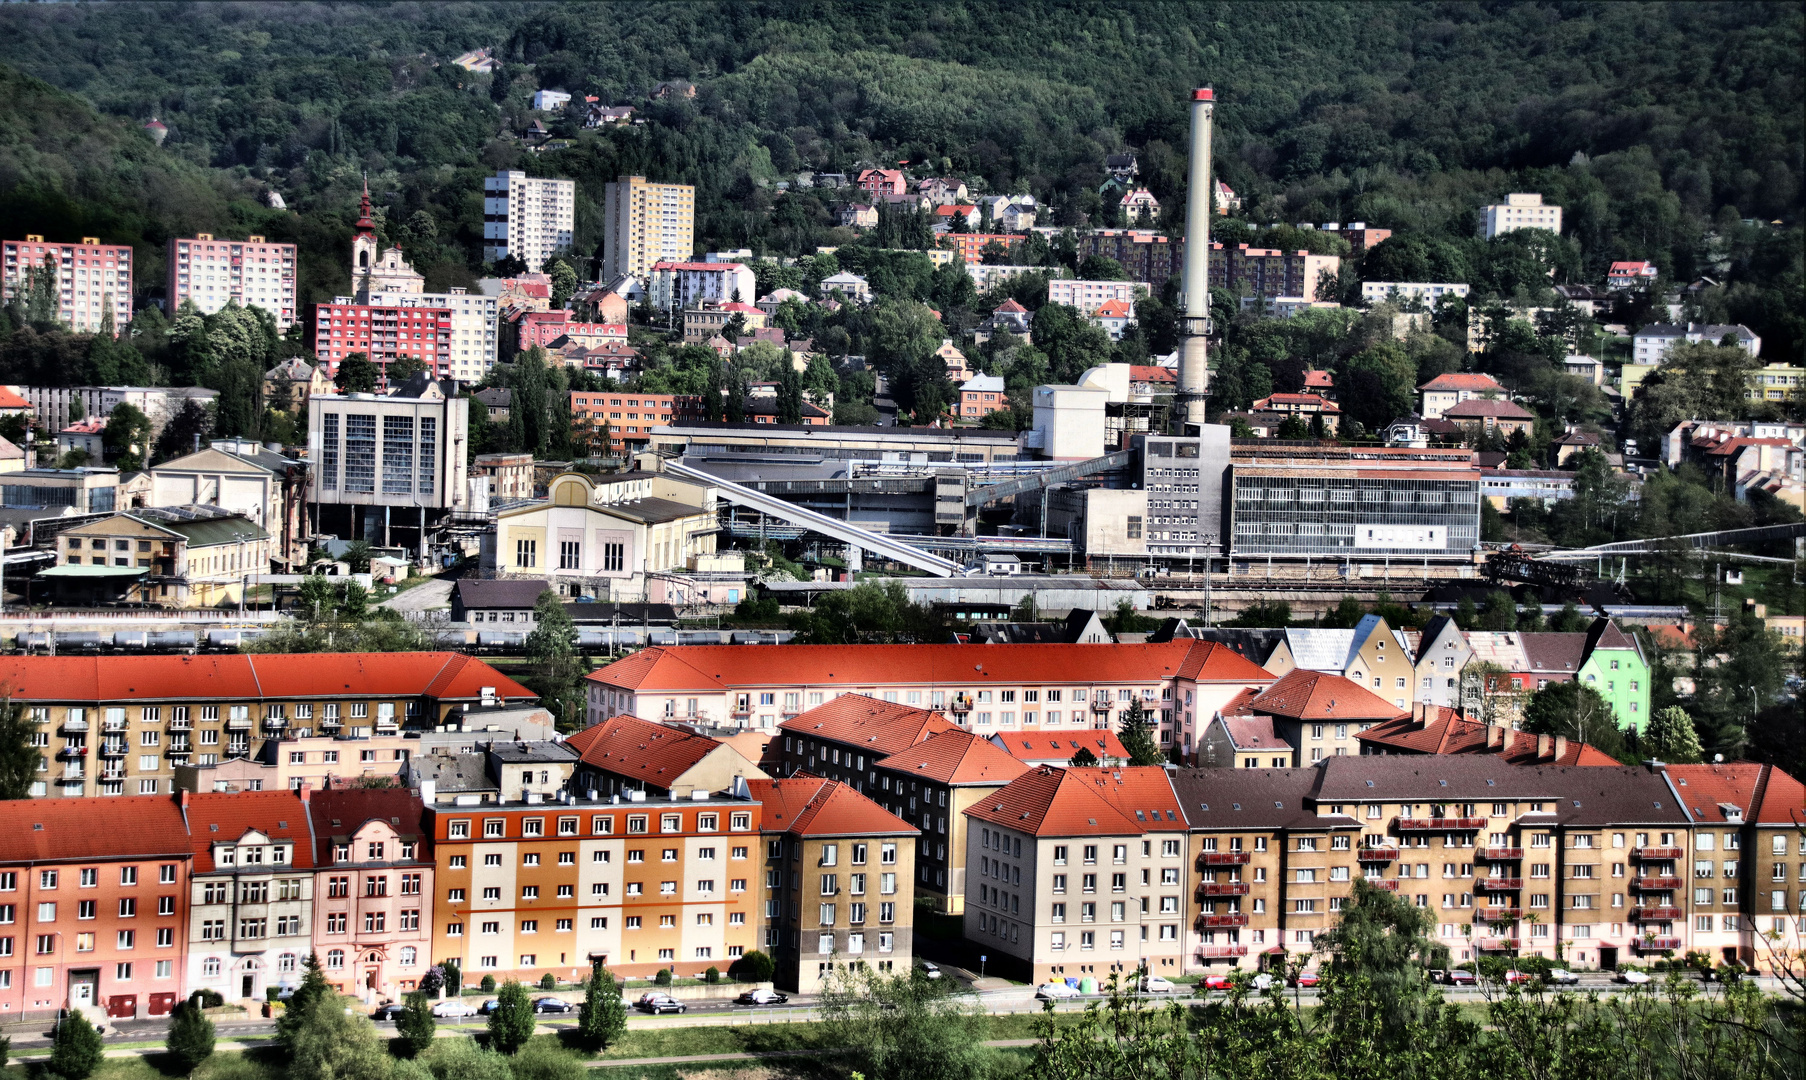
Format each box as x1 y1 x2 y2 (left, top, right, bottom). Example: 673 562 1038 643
1201 974 1235 991
431 1000 479 1018
1289 972 1320 988
1251 973 1277 991
533 998 573 1014
1444 969 1477 987
919 961 943 980
477 999 501 1016
635 992 687 1014
1503 970 1536 985
1546 969 1580 985
1614 971 1653 985
1037 981 1082 1000
1139 975 1177 994
370 1003 407 1021
736 988 790 1006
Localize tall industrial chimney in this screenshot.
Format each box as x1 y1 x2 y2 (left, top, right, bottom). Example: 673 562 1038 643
1177 87 1215 430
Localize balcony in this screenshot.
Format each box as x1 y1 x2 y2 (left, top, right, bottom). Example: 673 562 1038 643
1632 876 1681 891
1632 847 1684 861
1476 877 1523 891
1479 847 1524 860
1197 881 1250 897
1476 908 1522 922
1633 906 1681 922
1477 938 1520 951
263 717 287 731
1357 847 1400 862
1396 817 1488 831
1196 945 1248 959
224 717 253 731
1200 913 1250 928
1090 699 1113 713
102 721 128 734
1367 879 1400 891
730 706 752 717
949 697 972 714
1633 937 1683 954
98 744 127 759
99 768 126 782
1200 851 1252 866
170 719 192 731
57 746 87 759
60 718 89 733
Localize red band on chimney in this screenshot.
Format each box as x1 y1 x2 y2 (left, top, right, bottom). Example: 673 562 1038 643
1193 88 1214 101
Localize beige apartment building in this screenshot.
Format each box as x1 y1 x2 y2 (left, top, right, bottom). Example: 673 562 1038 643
602 176 696 280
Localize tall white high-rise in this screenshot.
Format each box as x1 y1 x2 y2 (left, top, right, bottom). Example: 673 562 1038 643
483 170 575 270
602 175 696 280
168 233 298 331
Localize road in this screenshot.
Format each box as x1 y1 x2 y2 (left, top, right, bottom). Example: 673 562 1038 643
378 577 454 613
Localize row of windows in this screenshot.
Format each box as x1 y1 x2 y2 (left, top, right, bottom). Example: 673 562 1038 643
6 866 178 890
444 811 752 840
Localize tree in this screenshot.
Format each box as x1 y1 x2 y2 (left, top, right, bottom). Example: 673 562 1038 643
1076 255 1125 280
1521 680 1628 761
102 402 151 470
1480 590 1518 631
278 951 334 1044
1644 706 1704 763
335 353 379 394
819 965 996 1080
1068 746 1099 767
388 354 427 385
50 1010 104 1080
486 981 536 1055
1115 698 1164 766
730 950 775 983
397 990 436 1056
1315 877 1447 1045
525 589 581 730
543 257 578 308
285 988 394 1080
777 363 805 424
166 998 217 1070
576 961 627 1052
0 696 40 799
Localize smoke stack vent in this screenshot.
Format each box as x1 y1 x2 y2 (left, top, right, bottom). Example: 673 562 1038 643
1177 87 1216 429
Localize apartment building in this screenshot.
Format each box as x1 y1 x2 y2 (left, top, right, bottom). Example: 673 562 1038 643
0 796 190 1020
167 234 298 331
175 731 417 793
1667 764 1806 967
962 766 1189 984
306 376 471 547
646 262 757 313
1046 280 1144 312
1465 623 1652 731
0 653 534 800
304 788 434 1001
2 235 133 333
362 290 500 384
1080 231 1178 291
584 642 1277 754
485 171 577 269
749 777 917 993
1418 372 1509 421
1201 668 1405 767
1361 282 1471 307
567 713 768 801
182 790 318 1003
571 392 707 459
1210 245 1340 303
1480 193 1562 238
942 234 1021 266
311 300 452 383
602 176 695 280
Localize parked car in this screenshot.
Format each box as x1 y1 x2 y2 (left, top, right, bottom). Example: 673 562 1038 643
918 961 943 980
1036 981 1081 1000
1202 974 1235 991
736 988 790 1006
1289 972 1320 988
533 997 573 1014
370 1003 407 1021
1546 969 1580 985
477 999 501 1015
1444 969 1477 987
431 1000 479 1018
1251 973 1277 991
635 993 686 1014
1504 970 1536 985
1139 975 1177 994
1614 971 1653 985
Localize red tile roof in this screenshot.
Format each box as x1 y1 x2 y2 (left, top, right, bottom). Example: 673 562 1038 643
1093 299 1133 317
1666 763 1806 824
1303 369 1333 388
565 714 742 784
1443 398 1534 420
781 695 960 758
993 299 1028 314
1357 711 1619 766
0 795 191 863
1130 365 1176 383
183 790 317 872
1212 716 1281 750
1249 668 1405 721
0 387 31 410
590 643 1274 694
0 653 534 704
876 728 1030 785
1419 372 1506 392
965 765 1181 837
991 730 1130 764
745 777 918 838
1070 766 1185 827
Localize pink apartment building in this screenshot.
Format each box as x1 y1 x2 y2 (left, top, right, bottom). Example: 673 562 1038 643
306 788 434 1002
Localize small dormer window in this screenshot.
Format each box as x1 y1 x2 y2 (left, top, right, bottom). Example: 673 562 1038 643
335 845 350 862
243 846 264 865
218 848 235 866
271 845 287 863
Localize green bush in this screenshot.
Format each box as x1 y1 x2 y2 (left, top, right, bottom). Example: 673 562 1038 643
487 981 537 1055
480 975 497 993
420 1036 514 1080
50 1011 105 1080
730 950 775 983
540 973 556 990
509 1041 586 1080
397 991 437 1057
704 966 720 984
653 968 673 987
167 1000 217 1070
191 988 226 1009
265 987 282 1002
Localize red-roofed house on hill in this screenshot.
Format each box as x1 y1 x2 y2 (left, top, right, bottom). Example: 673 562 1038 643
1418 372 1507 419
962 765 1189 983
0 653 534 800
182 790 317 1003
773 695 1020 912
0 795 190 1019
585 642 1276 760
747 777 918 992
304 787 434 1002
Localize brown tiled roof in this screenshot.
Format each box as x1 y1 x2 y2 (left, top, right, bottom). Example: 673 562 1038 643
1419 372 1506 392
564 713 735 784
1070 766 1185 828
1444 398 1535 420
1212 716 1281 750
780 695 960 758
1517 633 1588 674
1311 757 1690 825
1249 668 1405 721
1171 768 1324 830
1357 711 1619 766
876 728 1029 785
305 788 428 864
0 795 190 863
746 777 919 838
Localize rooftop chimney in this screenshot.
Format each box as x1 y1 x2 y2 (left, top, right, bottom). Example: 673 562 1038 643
1177 88 1215 429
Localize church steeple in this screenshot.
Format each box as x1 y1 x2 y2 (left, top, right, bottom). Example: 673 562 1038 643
354 177 376 239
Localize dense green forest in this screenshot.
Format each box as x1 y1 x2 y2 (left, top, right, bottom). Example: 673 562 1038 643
0 1 1799 389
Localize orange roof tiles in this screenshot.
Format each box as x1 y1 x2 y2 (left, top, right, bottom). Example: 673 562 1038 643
1249 668 1405 721
0 795 190 863
1176 641 1278 684
565 714 739 783
0 387 30 410
964 765 1181 837
183 790 316 872
0 653 534 703
781 695 959 757
1419 372 1506 392
745 778 918 838
877 728 1030 785
1667 763 1806 824
1357 710 1619 766
992 730 1130 764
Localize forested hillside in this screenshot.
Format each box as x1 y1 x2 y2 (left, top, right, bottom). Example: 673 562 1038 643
0 1 1799 353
